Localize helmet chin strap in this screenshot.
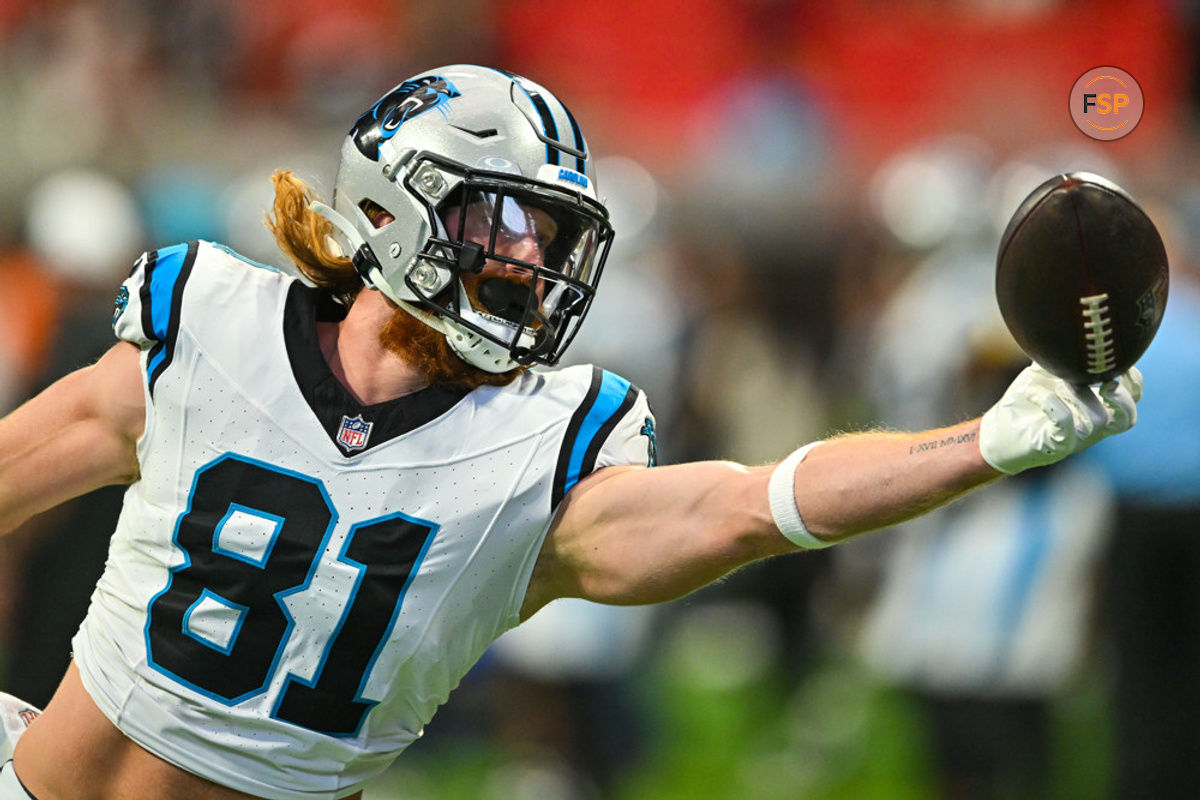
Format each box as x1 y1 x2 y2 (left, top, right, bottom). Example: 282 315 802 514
309 201 384 290
309 201 531 373
392 292 522 374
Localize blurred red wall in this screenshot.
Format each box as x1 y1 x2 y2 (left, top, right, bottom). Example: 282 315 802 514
499 0 1189 174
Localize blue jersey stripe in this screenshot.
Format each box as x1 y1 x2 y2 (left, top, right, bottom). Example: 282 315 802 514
144 241 198 395
579 381 638 480
148 243 190 339
552 368 602 507
562 370 632 497
146 341 169 380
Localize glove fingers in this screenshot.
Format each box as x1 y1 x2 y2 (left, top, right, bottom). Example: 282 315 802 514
1099 377 1138 433
1123 366 1144 403
1031 390 1078 449
979 361 1141 474
1054 382 1104 439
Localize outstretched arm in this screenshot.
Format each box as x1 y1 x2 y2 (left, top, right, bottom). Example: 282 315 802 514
522 364 1141 618
522 419 996 618
0 342 145 535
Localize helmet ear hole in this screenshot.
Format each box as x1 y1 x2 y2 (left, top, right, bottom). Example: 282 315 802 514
358 199 396 228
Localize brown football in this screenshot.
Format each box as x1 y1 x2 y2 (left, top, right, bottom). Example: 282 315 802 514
995 172 1169 384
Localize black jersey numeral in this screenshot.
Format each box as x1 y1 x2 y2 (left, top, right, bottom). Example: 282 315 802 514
273 512 436 735
145 454 437 737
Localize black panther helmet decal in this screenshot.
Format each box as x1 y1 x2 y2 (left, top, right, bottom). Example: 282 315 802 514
349 75 461 161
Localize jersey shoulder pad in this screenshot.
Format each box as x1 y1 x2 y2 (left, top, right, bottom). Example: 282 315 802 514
546 364 657 508
111 240 286 392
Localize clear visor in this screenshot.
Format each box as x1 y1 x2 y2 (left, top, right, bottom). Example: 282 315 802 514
402 161 614 366
437 186 608 324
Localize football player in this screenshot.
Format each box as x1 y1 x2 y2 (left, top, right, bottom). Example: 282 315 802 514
0 65 1140 799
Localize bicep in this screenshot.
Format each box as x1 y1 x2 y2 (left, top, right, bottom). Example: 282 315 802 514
0 342 145 534
523 460 789 617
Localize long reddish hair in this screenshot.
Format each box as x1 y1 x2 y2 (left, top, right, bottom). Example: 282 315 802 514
265 170 362 306
265 170 521 390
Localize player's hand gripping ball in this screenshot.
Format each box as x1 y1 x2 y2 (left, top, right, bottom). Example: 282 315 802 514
980 361 1141 474
995 172 1168 384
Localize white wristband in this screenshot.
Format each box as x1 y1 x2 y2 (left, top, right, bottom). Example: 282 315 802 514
768 441 831 549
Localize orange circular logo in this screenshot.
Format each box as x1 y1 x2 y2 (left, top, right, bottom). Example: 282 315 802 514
1070 66 1144 141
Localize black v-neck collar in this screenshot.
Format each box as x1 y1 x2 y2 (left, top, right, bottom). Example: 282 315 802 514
284 283 470 457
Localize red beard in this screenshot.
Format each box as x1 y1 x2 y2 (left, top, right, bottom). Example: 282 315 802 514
377 302 524 391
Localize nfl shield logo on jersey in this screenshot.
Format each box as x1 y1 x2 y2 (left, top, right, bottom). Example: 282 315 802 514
337 414 373 451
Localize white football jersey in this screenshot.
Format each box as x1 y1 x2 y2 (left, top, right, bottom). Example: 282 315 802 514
72 241 656 799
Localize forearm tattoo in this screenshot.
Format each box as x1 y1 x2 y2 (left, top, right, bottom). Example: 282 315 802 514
908 431 976 456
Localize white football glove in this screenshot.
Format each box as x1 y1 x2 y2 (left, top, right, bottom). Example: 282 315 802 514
979 362 1142 474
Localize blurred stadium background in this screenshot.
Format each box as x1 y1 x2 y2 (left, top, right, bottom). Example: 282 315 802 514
2 1 1199 798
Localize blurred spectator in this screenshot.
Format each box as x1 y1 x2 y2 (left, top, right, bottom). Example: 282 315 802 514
1081 186 1200 800
859 463 1112 800
851 147 1116 800
481 598 657 800
0 249 59 413
3 169 146 706
658 8 848 683
662 209 837 680
566 155 688 433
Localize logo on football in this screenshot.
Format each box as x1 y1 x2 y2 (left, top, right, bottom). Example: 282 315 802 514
995 172 1168 384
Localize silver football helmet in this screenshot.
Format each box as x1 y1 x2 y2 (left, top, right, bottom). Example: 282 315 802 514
313 64 614 372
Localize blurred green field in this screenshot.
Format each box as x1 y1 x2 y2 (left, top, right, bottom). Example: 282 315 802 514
365 622 1114 800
